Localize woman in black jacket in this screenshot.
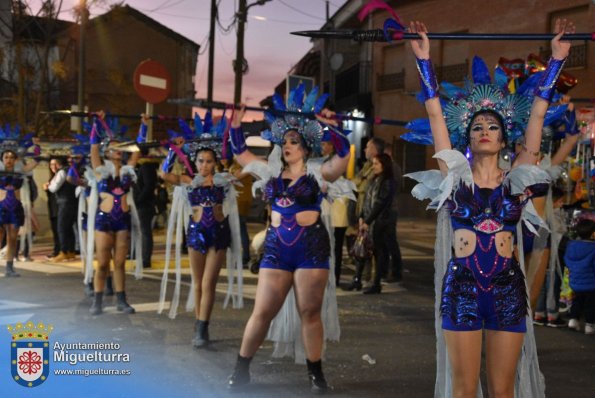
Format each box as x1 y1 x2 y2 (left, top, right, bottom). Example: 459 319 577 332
357 153 396 294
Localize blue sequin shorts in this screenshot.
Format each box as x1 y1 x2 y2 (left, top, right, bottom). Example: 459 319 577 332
186 216 231 254
440 255 527 333
95 210 131 232
260 219 330 272
0 198 24 227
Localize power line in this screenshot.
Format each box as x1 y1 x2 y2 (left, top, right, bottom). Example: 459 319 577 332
139 9 209 20
148 0 188 13
317 0 341 8
278 0 326 21
250 16 321 26
215 0 237 34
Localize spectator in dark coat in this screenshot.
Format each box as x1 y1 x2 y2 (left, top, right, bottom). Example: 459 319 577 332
134 150 158 268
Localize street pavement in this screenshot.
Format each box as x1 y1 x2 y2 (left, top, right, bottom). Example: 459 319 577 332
0 219 593 397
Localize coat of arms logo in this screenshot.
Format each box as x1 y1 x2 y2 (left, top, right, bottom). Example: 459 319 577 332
7 321 53 387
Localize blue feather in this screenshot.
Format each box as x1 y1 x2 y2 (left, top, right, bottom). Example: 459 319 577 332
264 111 276 124
302 86 319 112
194 112 204 134
313 93 329 113
203 111 213 134
72 134 88 143
167 129 182 139
440 82 466 99
544 104 568 126
178 118 193 139
494 67 509 92
405 118 431 132
401 131 434 145
272 93 286 111
517 72 541 96
472 56 491 85
292 83 305 109
215 117 227 137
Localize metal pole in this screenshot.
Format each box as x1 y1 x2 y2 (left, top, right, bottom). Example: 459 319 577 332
77 0 88 134
207 0 216 102
234 0 247 104
145 102 154 141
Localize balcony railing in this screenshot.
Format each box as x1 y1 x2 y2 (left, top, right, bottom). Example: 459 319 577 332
437 60 469 83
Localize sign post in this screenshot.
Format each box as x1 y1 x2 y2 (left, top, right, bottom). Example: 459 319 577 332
133 59 172 141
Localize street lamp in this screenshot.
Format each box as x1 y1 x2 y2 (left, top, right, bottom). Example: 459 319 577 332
233 0 272 104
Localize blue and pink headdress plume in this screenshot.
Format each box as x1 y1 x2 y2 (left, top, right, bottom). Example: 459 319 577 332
70 132 91 158
66 132 91 184
0 123 38 158
401 56 568 152
261 83 329 155
89 114 129 144
179 110 227 161
357 0 406 42
164 111 228 177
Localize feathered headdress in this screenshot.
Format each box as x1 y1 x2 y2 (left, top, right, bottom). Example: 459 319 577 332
70 121 94 157
0 124 35 157
402 56 567 152
262 83 329 155
168 111 228 163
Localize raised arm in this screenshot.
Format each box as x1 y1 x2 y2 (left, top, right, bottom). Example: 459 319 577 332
90 114 103 170
551 102 580 166
159 137 185 186
127 114 149 168
22 137 41 173
409 22 450 174
229 105 262 167
515 19 574 166
317 109 350 182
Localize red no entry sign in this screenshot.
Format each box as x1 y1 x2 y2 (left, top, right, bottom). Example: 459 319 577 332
133 59 172 104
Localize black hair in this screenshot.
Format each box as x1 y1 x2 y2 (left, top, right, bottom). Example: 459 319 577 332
575 219 595 240
193 147 218 175
369 137 386 156
281 130 310 169
552 186 564 201
466 110 507 148
374 153 394 181
283 129 311 155
1 149 18 159
195 146 218 162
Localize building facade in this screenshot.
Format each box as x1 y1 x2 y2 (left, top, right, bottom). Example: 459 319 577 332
56 5 199 137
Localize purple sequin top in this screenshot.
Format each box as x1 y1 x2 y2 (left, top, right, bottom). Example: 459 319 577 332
187 185 226 207
264 174 322 216
0 175 24 191
446 181 549 235
97 175 134 196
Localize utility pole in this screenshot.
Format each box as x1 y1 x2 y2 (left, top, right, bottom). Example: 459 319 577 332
77 0 88 134
207 0 216 102
233 0 247 105
233 0 271 104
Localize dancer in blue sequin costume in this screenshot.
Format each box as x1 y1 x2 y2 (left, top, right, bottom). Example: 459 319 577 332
158 112 242 348
88 112 145 315
227 87 351 393
405 19 574 397
0 128 41 277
